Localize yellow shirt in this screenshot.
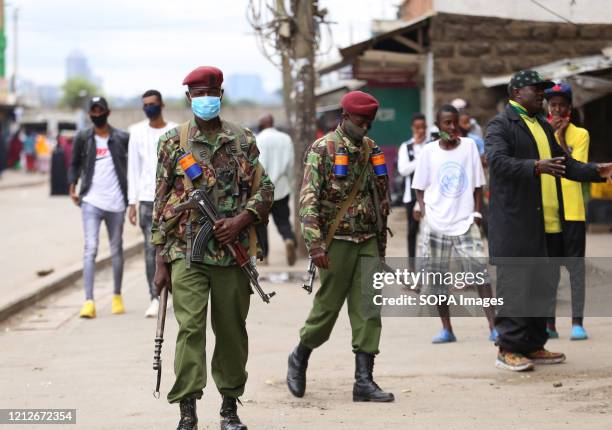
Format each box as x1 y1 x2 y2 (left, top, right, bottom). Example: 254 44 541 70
559 123 589 221
591 182 612 200
509 100 561 233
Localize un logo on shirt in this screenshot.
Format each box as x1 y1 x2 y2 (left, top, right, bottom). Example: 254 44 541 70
438 162 467 198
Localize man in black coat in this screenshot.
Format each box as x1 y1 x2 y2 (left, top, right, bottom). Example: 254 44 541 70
485 70 612 371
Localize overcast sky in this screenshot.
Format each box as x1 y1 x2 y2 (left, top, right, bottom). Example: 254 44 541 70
5 0 397 98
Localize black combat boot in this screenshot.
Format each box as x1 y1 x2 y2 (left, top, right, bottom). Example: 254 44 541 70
352 352 395 402
220 396 247 430
177 397 197 430
286 342 312 397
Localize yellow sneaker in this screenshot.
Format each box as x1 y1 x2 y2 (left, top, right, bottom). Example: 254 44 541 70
79 300 96 318
495 350 534 371
525 348 566 364
111 295 125 315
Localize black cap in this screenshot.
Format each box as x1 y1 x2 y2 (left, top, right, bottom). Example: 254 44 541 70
509 70 555 90
88 96 109 111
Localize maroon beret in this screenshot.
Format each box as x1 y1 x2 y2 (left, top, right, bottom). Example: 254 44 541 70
340 91 379 120
182 66 224 88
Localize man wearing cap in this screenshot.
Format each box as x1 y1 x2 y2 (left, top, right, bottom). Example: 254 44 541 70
68 97 130 318
544 82 590 340
485 70 612 372
151 66 273 430
286 90 394 402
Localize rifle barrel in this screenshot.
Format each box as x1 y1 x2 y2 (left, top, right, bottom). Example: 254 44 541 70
153 286 169 398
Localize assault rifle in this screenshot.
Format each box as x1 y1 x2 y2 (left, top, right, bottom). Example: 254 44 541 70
173 189 275 303
153 286 169 398
303 258 316 294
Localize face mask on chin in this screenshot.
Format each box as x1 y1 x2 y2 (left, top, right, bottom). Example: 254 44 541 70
343 119 367 142
439 130 459 142
90 113 108 128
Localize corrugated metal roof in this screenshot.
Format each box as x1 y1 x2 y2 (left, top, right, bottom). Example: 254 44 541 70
315 80 366 97
482 51 612 88
317 13 433 75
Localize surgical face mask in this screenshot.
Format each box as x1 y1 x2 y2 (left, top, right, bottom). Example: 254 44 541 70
191 96 221 121
143 104 162 119
343 119 367 142
90 113 108 128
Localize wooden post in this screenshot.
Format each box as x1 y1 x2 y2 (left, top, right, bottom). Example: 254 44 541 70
290 0 317 257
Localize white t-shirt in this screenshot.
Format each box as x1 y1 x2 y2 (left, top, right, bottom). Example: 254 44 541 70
256 127 294 201
411 137 485 236
397 137 426 203
82 135 126 213
127 120 177 204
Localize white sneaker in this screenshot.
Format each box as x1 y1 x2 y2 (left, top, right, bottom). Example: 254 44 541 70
144 298 159 318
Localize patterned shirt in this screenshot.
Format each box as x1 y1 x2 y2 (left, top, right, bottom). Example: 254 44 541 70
299 126 389 256
151 119 274 265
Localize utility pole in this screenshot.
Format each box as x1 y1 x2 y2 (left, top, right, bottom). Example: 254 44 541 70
0 0 5 78
10 6 17 93
274 0 294 130
289 0 317 256
250 0 322 256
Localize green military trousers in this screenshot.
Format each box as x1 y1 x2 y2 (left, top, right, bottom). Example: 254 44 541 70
299 237 382 354
167 258 251 404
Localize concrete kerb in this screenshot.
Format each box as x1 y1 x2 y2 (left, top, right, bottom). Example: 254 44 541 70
0 178 47 191
0 174 48 191
0 240 144 323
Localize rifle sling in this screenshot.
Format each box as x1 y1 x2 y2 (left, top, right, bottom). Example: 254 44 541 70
248 164 263 258
178 122 193 267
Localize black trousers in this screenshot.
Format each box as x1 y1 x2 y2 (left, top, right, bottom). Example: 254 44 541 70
495 233 564 354
255 195 296 257
405 201 420 260
549 221 586 322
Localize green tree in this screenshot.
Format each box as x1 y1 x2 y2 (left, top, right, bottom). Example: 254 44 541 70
60 78 100 109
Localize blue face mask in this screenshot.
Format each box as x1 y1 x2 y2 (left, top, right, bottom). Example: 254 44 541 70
143 104 161 119
191 96 221 120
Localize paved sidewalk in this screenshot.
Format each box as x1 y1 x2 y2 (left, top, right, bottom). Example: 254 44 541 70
0 181 142 316
0 169 49 190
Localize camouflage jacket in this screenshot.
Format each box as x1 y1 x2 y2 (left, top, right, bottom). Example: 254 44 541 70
151 119 274 265
299 126 390 256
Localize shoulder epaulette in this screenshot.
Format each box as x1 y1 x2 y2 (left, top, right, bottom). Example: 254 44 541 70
223 120 252 154
160 126 180 143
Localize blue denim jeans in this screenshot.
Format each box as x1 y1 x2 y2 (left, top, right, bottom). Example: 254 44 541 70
81 202 125 300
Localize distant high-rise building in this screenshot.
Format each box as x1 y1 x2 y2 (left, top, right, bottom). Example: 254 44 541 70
38 85 62 107
225 74 268 102
66 51 93 81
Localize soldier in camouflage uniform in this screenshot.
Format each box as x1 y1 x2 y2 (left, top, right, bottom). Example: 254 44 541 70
286 91 394 403
152 66 274 430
